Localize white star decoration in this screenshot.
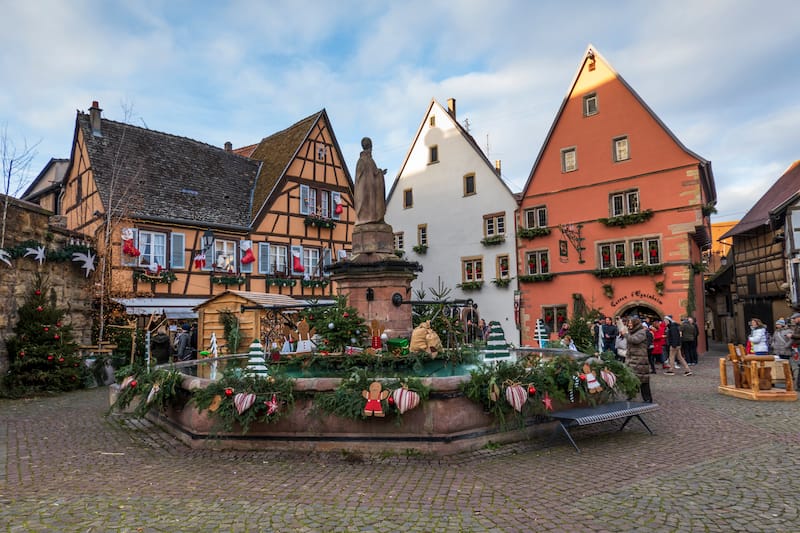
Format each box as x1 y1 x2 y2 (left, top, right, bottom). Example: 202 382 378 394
0 249 10 267
72 251 96 277
24 246 47 265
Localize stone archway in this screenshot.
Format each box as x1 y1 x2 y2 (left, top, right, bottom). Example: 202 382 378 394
617 302 663 324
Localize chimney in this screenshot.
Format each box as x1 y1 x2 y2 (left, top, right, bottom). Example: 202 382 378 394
447 98 456 118
495 160 502 173
224 141 232 152
89 101 102 137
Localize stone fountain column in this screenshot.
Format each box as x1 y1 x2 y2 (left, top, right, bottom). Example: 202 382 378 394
328 222 421 339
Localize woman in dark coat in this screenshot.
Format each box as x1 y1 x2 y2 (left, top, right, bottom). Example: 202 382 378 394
625 317 653 402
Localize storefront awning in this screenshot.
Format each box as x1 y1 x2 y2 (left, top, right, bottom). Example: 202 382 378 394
113 297 208 319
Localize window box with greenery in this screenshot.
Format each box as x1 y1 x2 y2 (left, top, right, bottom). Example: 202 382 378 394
412 244 428 254
133 269 177 284
457 281 483 291
518 273 555 283
265 277 297 287
517 227 551 239
599 209 654 228
304 215 336 229
480 234 506 246
212 274 246 286
301 279 329 289
491 277 513 288
593 264 663 279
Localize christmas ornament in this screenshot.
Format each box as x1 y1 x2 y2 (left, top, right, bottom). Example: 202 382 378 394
58 357 65 363
234 392 256 415
44 326 49 331
121 228 140 257
35 290 41 295
193 253 206 269
240 241 255 264
71 250 96 277
265 394 279 415
334 203 343 215
328 322 335 330
0 249 11 267
130 380 138 388
224 387 234 397
47 355 54 361
488 379 500 402
387 396 395 405
391 387 421 414
583 363 603 394
600 368 617 388
292 251 304 272
528 384 537 395
208 395 223 412
542 392 554 411
505 384 528 412
54 334 60 340
343 312 349 318
362 381 389 417
37 306 43 312
24 245 47 265
146 383 160 404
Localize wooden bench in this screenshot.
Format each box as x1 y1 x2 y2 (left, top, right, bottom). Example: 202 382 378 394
547 401 659 453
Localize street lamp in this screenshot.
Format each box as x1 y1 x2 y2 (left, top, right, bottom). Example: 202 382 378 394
202 229 215 252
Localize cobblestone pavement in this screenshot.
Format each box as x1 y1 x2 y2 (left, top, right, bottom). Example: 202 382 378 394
2 342 799 532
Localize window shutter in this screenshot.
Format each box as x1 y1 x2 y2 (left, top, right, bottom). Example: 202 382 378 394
239 240 253 273
290 244 304 276
258 243 270 274
121 228 138 266
331 191 342 220
170 232 185 269
300 185 310 215
321 191 329 218
322 248 332 277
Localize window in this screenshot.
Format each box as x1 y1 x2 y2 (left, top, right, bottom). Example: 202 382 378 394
484 213 506 237
524 206 548 229
561 147 577 172
303 247 321 276
290 245 304 276
394 232 405 250
170 232 185 269
403 188 413 209
429 115 436 127
316 144 327 161
258 243 271 274
239 240 253 274
138 230 167 270
417 224 428 246
331 191 342 220
463 174 476 196
429 145 439 164
613 136 629 162
583 93 598 117
270 244 288 275
525 250 549 275
542 305 568 333
497 255 510 279
610 190 640 217
213 239 237 272
600 238 661 269
321 191 329 218
462 258 483 282
300 185 340 217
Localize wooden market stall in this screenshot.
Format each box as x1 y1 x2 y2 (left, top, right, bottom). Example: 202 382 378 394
719 343 797 401
194 290 323 378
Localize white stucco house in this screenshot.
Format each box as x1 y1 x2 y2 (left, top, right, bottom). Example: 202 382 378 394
385 98 520 343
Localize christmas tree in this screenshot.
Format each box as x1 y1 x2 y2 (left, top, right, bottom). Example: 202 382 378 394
303 296 367 352
3 274 88 395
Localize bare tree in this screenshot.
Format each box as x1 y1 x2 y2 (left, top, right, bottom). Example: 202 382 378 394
1 123 39 248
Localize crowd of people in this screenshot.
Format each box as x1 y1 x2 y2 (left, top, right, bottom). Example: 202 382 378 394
148 321 197 366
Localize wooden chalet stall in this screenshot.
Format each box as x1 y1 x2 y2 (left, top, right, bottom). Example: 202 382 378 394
194 290 320 378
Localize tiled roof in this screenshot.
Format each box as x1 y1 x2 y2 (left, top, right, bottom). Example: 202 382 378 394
721 160 800 239
248 111 321 220
78 113 259 228
233 143 258 158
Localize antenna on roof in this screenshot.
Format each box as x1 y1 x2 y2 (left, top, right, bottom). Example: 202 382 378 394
462 117 470 133
485 133 491 158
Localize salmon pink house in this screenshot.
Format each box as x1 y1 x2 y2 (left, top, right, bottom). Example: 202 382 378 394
517 46 716 349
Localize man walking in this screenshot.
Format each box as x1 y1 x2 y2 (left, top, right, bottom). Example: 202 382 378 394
664 315 692 376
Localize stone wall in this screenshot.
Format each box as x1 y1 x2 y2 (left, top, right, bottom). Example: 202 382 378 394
0 196 94 374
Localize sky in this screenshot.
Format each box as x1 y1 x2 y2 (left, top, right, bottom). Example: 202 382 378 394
2 0 799 223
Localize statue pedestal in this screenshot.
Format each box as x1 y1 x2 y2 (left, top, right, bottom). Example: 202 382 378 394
351 222 395 260
329 260 421 339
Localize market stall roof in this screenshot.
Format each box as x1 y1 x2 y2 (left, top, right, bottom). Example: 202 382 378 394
197 290 331 311
113 297 208 319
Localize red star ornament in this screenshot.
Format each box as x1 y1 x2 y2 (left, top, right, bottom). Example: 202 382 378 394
542 392 553 411
265 394 280 415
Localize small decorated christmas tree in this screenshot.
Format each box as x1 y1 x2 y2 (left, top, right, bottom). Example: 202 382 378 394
483 321 510 359
3 274 87 395
303 296 367 352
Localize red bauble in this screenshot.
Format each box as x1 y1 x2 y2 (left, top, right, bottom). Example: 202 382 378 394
387 396 395 405
58 357 65 363
54 334 60 340
56 322 62 327
36 306 43 312
343 312 349 318
35 290 41 295
224 388 234 397
47 355 54 361
44 327 49 332
579 374 586 381
130 380 137 388
528 385 537 394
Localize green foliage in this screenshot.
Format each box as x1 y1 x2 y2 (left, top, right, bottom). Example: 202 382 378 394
2 274 88 397
412 244 428 254
480 235 506 246
219 309 242 354
457 281 483 291
411 280 465 345
461 353 640 428
313 369 430 422
109 368 185 417
516 227 551 239
593 264 663 278
191 367 296 433
300 296 367 351
518 274 555 283
598 209 654 228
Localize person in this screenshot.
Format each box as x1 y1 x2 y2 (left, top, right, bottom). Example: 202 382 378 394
664 315 692 376
625 317 652 402
600 316 619 356
789 312 800 388
150 327 172 365
478 318 490 341
174 324 193 362
747 318 768 355
462 304 480 344
354 137 387 226
562 334 577 351
772 318 793 360
189 322 198 358
680 317 697 365
650 319 667 372
557 321 569 339
592 320 602 353
614 329 628 362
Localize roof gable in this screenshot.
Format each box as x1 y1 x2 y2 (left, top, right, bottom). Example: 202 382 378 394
721 160 800 239
77 113 259 228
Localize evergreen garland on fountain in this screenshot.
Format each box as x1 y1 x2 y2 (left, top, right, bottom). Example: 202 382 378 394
3 274 88 396
302 295 368 352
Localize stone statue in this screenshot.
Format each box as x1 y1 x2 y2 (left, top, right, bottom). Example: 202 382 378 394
354 137 387 225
